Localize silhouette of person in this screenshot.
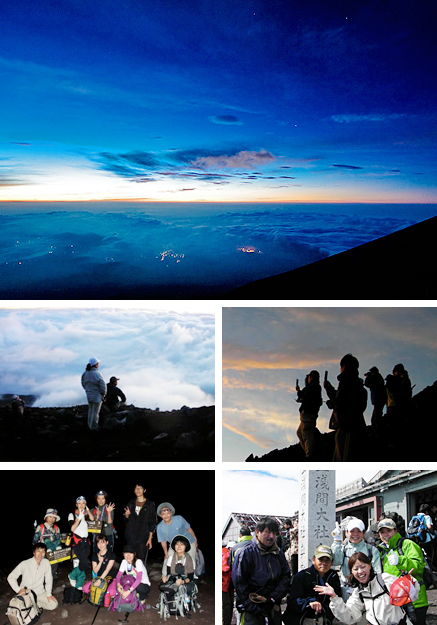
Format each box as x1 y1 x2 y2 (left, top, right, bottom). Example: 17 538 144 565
295 370 322 460
11 395 25 416
385 363 412 429
105 376 127 411
364 366 386 433
324 354 367 462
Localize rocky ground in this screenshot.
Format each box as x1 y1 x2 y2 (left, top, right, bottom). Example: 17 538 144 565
0 558 214 625
0 403 215 461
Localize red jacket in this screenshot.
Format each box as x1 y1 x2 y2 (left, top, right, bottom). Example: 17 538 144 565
222 547 231 592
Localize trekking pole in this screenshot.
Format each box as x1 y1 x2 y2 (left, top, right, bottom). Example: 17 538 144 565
90 605 101 625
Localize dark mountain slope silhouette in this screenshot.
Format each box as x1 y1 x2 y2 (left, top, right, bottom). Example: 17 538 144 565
226 216 437 299
245 380 437 462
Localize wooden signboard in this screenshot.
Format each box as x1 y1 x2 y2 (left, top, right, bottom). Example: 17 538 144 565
86 520 103 533
46 547 72 564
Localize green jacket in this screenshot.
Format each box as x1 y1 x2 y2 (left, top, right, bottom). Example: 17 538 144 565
379 532 428 609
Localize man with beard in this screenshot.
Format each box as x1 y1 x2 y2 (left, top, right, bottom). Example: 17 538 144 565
283 545 340 625
232 517 290 625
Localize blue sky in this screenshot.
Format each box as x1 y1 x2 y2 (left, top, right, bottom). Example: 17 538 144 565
1 0 437 202
0 302 215 409
221 469 379 526
222 307 437 461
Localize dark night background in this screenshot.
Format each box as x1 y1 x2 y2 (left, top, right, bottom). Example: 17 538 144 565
2 469 215 570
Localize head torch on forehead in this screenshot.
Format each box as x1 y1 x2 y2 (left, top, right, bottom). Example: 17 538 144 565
76 496 87 503
96 491 106 496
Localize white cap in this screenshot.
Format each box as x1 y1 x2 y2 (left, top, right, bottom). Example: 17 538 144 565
89 357 100 366
347 518 365 532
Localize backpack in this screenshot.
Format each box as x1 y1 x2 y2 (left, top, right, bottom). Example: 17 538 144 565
195 549 205 577
89 577 111 606
407 514 429 544
110 575 143 613
159 580 190 619
6 592 41 625
63 587 84 604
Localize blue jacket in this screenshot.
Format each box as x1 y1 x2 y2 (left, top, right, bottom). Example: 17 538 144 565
232 538 291 614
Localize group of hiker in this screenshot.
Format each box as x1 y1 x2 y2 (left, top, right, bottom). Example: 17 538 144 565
223 509 436 625
7 485 201 620
295 354 413 461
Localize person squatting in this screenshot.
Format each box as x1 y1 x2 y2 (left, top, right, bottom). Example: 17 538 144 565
7 484 202 621
225 515 432 625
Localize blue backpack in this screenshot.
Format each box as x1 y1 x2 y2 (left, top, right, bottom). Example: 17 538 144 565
407 513 429 544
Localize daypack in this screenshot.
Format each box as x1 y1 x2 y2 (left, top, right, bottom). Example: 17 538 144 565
6 592 41 625
89 577 111 606
63 587 84 604
407 514 429 544
110 575 143 613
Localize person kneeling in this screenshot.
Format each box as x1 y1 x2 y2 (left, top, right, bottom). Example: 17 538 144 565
7 542 58 611
108 545 151 606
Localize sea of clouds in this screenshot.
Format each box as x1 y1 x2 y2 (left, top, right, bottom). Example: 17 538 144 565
1 203 433 297
0 307 215 409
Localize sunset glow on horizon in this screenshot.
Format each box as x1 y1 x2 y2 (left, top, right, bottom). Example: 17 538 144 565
1 0 437 206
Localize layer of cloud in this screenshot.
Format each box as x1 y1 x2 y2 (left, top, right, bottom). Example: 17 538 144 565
209 115 243 125
331 113 408 123
0 308 215 409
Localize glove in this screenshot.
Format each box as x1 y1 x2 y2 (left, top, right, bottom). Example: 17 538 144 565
331 523 342 542
387 550 399 566
409 577 420 603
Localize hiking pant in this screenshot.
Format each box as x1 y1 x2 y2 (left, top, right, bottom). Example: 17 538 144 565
296 412 317 458
333 428 366 462
88 401 102 430
72 537 90 572
37 593 58 610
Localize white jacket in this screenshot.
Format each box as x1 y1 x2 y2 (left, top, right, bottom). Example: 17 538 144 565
8 557 53 596
330 572 418 625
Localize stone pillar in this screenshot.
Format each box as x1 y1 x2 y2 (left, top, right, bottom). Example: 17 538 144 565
298 470 336 570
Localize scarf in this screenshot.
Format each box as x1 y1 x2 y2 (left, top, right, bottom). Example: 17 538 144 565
168 552 195 576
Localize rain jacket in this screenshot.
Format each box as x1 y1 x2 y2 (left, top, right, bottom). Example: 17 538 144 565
81 368 106 402
378 533 428 609
283 564 341 625
232 538 290 615
325 371 367 432
330 572 418 625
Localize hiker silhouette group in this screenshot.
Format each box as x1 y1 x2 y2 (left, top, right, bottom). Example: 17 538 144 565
296 354 413 461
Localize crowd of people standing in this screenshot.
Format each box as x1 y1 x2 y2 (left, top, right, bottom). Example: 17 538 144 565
295 354 414 461
223 510 436 625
